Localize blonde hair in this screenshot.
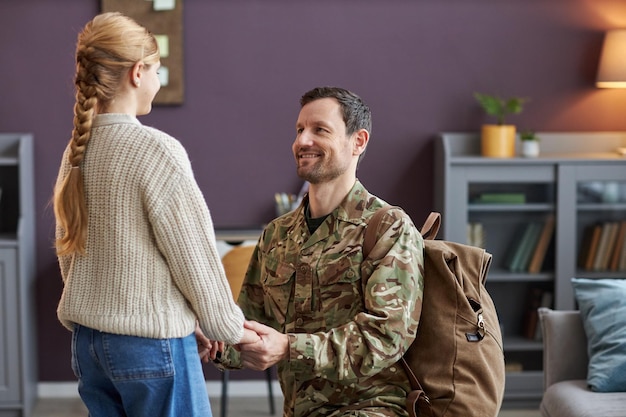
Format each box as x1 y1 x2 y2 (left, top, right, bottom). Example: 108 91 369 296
54 12 159 256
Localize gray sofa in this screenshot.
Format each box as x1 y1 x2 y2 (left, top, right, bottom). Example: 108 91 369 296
538 308 626 417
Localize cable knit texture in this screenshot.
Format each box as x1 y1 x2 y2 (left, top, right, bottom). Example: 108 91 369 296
56 113 245 344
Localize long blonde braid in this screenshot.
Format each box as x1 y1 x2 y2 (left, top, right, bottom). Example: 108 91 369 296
53 12 159 256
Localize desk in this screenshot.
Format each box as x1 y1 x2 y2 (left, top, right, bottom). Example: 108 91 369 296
214 228 263 243
214 228 263 257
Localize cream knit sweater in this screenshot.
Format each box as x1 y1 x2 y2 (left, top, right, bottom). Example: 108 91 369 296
56 113 245 344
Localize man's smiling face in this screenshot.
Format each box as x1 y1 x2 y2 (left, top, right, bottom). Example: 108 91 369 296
293 97 355 184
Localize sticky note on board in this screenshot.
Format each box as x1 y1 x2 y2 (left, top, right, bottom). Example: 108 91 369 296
158 66 169 87
154 35 169 58
154 0 175 11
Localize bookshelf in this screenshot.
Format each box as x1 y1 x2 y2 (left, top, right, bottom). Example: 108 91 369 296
435 132 626 408
0 133 36 417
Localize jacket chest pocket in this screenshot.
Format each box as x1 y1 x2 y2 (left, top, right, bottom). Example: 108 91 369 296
316 256 363 319
261 258 295 325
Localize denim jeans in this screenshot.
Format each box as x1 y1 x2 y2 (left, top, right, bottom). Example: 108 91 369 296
71 324 212 417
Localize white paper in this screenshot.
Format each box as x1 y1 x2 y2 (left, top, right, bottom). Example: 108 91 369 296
154 35 169 58
158 66 169 87
154 0 175 11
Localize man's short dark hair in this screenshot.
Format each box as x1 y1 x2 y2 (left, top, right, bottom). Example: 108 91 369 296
300 87 372 137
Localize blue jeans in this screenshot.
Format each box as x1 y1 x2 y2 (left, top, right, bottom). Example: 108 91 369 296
71 325 212 417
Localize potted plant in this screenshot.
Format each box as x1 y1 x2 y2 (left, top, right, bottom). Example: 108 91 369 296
520 130 540 157
474 93 528 157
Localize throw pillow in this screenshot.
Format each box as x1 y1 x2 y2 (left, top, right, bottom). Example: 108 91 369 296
571 277 626 392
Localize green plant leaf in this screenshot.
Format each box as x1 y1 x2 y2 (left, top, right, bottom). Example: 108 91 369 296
505 98 525 115
520 130 538 141
474 92 528 125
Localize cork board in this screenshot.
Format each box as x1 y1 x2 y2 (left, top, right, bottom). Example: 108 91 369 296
101 0 184 105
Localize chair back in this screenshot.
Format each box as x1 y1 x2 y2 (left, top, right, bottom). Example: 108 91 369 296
538 308 589 388
221 245 255 299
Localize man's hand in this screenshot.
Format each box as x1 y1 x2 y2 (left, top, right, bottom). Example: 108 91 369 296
237 320 289 371
239 327 262 344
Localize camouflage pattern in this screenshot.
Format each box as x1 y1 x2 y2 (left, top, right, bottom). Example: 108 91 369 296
221 181 424 417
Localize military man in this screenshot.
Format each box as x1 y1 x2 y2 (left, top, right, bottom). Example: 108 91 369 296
220 87 425 417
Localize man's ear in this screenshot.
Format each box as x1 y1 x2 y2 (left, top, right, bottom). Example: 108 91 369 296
353 128 370 156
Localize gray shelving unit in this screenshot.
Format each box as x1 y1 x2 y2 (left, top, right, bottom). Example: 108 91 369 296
435 132 626 408
0 133 36 417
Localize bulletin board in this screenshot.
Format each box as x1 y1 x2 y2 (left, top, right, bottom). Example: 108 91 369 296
101 0 184 105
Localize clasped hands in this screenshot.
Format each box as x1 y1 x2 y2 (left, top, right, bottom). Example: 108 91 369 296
195 320 288 371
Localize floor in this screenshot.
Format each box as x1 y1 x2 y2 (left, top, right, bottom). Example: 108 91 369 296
31 396 541 417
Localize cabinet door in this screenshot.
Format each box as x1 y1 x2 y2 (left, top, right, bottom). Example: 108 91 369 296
0 248 19 403
557 163 626 309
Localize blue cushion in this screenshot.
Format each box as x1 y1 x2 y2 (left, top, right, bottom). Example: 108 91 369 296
571 278 626 392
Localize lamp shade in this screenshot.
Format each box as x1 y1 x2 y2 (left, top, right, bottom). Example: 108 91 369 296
596 29 626 88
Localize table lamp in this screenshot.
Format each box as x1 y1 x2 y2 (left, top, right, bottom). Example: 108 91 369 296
596 29 626 88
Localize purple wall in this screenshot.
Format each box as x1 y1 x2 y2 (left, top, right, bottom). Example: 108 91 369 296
2 0 626 381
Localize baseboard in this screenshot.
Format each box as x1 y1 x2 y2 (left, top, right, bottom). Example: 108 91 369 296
38 380 283 398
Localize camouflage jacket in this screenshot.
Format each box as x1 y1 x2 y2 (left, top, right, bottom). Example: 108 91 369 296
222 181 424 417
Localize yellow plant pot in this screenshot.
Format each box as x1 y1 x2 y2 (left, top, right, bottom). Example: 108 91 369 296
481 124 516 158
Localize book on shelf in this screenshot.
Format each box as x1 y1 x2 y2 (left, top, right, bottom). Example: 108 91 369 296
617 220 626 271
467 222 485 248
519 223 543 272
578 223 602 271
590 222 621 271
578 221 626 272
528 214 556 274
593 222 613 271
577 224 592 269
534 290 553 341
505 224 532 271
609 221 626 271
508 222 542 272
475 193 526 204
601 222 619 271
505 362 524 372
521 286 543 340
620 229 626 271
522 286 553 340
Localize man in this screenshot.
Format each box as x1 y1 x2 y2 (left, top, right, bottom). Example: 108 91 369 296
219 87 425 417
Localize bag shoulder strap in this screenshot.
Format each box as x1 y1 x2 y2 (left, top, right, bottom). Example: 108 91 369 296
420 212 441 241
363 205 396 258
